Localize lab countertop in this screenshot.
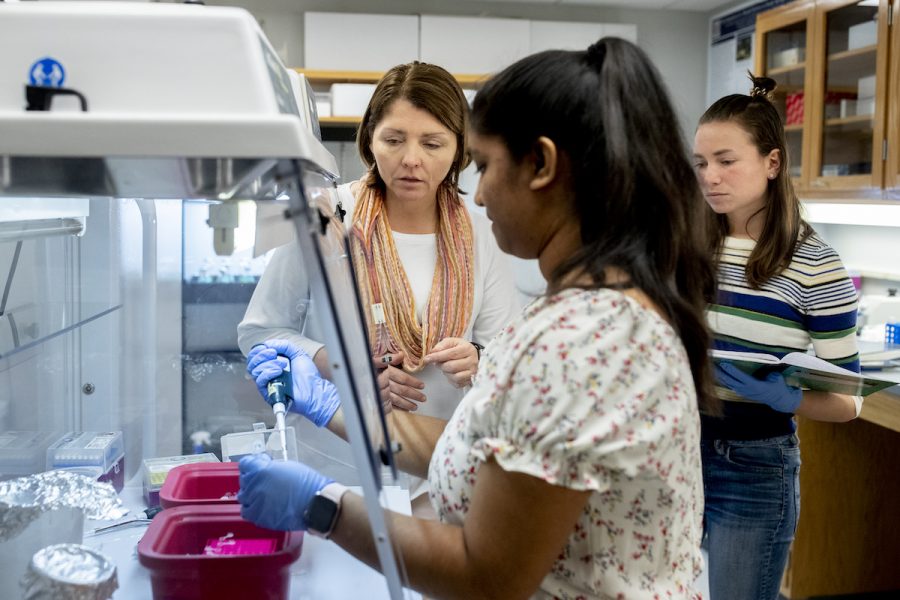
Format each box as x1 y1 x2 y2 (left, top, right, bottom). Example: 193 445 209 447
84 481 421 600
859 367 900 433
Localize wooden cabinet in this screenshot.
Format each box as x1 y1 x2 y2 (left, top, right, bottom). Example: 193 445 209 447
782 399 900 599
756 2 816 190
809 0 890 191
756 0 897 196
887 0 900 191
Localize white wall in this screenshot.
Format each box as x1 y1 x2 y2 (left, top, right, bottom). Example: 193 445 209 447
211 0 712 143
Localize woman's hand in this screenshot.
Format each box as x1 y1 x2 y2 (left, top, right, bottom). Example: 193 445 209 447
715 363 802 413
424 337 479 388
247 339 341 427
372 351 426 412
238 453 333 531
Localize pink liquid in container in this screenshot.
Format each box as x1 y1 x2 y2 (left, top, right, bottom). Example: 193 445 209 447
137 504 303 600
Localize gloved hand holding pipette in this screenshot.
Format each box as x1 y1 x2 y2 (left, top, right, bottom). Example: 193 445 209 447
238 453 332 531
247 339 341 428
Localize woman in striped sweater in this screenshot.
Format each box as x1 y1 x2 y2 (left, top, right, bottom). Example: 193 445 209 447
692 74 861 600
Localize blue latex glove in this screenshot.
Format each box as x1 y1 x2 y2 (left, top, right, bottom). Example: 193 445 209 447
247 339 341 427
715 362 803 413
237 453 333 531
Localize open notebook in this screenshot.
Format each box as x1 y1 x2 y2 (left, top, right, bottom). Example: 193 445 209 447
711 350 896 396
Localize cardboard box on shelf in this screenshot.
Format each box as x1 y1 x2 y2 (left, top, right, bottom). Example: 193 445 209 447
847 19 877 50
314 92 331 118
822 163 850 177
785 92 804 125
772 46 805 68
840 99 858 118
330 83 376 117
856 97 876 117
840 96 875 118
825 91 858 118
857 75 876 99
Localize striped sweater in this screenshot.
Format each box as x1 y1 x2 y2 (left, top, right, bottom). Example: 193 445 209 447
704 233 860 439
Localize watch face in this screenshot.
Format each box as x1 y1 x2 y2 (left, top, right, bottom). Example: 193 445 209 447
306 493 339 535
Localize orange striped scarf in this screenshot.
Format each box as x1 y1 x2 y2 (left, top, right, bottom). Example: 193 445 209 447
350 177 475 372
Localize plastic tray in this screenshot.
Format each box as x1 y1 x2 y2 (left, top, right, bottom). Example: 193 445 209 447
46 431 125 492
159 462 240 509
0 431 64 478
143 453 220 507
136 504 303 600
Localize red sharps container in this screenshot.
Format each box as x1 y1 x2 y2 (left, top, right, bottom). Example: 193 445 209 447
159 462 240 509
137 504 303 600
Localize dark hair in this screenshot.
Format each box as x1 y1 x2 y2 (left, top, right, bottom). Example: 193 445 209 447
357 62 470 190
698 72 811 288
471 37 718 415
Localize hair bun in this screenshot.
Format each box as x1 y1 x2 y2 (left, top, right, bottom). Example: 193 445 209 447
585 40 607 70
747 71 776 99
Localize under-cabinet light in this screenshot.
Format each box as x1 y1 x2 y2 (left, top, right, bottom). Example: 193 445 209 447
802 202 900 228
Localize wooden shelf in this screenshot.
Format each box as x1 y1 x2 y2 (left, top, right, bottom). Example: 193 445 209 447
784 123 804 132
295 68 487 87
826 44 877 87
450 73 488 86
823 113 874 127
773 84 805 94
319 116 361 126
828 43 877 63
808 174 874 190
297 69 383 84
768 61 807 77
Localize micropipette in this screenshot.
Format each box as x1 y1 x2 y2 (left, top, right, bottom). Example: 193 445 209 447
265 359 292 461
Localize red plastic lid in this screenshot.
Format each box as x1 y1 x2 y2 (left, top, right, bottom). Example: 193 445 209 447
158 462 240 509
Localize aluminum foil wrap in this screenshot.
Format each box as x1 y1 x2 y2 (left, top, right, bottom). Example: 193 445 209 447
0 470 127 542
21 543 118 600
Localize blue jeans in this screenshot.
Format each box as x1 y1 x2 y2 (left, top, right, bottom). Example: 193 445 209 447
701 434 801 600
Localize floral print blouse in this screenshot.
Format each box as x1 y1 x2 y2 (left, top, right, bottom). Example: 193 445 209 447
428 288 704 599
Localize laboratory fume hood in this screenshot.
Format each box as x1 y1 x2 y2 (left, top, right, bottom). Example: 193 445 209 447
0 3 414 598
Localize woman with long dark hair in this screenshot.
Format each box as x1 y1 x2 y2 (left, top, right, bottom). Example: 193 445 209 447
240 38 717 598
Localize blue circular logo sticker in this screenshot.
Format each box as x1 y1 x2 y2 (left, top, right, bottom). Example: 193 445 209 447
29 57 66 88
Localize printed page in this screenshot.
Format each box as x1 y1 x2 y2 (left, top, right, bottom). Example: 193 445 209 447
780 352 859 377
711 349 780 364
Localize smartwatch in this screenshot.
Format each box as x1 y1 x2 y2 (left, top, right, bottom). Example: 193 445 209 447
304 483 349 539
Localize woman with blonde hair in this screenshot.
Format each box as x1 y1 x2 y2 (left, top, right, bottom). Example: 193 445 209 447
239 62 519 513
